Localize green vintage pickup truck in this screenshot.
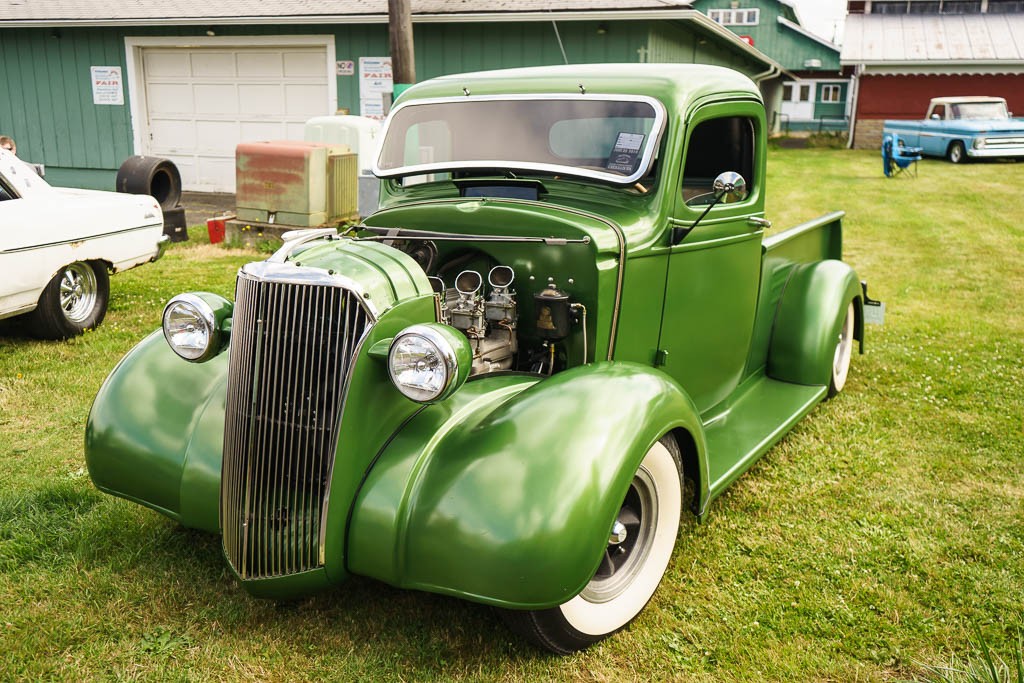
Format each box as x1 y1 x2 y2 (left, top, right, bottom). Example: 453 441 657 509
86 64 873 653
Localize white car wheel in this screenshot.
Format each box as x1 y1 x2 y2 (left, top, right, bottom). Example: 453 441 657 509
28 261 110 339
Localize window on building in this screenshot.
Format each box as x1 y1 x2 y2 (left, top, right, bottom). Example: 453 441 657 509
909 1 941 12
941 0 980 12
872 1 909 13
783 84 793 101
682 116 756 206
988 0 1024 12
799 85 811 102
708 8 760 25
821 85 842 103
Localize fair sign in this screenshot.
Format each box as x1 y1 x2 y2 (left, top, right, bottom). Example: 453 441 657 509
359 57 393 121
91 66 124 105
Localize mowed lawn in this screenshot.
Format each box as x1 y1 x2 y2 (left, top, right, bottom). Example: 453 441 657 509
1 149 1022 681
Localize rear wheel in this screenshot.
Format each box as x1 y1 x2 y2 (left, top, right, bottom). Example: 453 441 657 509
828 301 855 397
948 141 966 164
502 435 682 654
28 261 109 339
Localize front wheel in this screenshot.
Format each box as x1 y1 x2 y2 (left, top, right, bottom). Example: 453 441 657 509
501 435 682 654
948 141 966 164
28 261 110 339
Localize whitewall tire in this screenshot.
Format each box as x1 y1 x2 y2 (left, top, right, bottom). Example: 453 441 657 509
502 435 682 653
829 301 855 397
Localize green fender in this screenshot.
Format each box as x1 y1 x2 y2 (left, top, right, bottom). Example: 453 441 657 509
767 260 864 387
86 329 228 532
346 361 706 609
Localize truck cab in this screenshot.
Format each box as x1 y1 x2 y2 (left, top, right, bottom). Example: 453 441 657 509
86 64 870 653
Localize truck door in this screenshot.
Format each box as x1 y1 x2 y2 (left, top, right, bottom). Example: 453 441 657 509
658 100 766 415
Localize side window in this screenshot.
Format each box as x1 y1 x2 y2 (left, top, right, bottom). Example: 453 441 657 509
0 181 15 202
931 104 946 119
682 116 755 206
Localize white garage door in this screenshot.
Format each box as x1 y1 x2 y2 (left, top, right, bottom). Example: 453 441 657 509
139 45 330 192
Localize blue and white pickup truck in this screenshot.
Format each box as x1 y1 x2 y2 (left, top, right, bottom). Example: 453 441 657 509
883 96 1024 163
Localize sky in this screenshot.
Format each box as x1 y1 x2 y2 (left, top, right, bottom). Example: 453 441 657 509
789 0 849 44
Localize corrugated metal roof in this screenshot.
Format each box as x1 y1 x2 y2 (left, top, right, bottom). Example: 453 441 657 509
0 0 692 22
841 12 1024 64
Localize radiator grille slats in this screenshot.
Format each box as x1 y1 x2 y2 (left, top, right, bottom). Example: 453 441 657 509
221 275 370 579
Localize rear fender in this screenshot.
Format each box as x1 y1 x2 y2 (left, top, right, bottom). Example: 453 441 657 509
767 260 863 386
346 361 706 609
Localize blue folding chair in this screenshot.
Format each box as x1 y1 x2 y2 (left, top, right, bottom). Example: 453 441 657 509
882 133 922 178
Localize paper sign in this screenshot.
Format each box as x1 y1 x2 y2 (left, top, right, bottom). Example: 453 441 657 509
359 57 394 120
605 132 645 173
336 60 354 76
91 66 124 105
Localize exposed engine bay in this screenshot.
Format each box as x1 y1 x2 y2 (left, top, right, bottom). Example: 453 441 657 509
394 239 588 378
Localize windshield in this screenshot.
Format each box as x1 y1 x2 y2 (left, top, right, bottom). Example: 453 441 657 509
375 95 666 185
951 102 1009 120
0 149 52 199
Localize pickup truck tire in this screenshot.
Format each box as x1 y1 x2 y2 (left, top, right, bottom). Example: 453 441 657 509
28 261 109 339
828 301 855 397
501 434 682 654
947 141 966 164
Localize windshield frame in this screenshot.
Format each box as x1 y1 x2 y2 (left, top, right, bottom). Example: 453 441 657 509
373 93 668 186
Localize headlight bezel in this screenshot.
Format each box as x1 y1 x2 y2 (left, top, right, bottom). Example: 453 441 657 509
387 323 471 403
162 292 232 363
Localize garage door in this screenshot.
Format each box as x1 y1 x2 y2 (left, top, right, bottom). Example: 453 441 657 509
140 45 330 192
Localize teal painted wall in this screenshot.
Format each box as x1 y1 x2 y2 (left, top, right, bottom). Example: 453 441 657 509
813 81 848 119
0 29 134 188
689 0 840 72
0 19 769 190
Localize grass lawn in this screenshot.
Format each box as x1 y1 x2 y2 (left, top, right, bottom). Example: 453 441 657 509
1 149 1022 681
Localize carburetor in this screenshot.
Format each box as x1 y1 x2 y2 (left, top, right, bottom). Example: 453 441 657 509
436 266 518 375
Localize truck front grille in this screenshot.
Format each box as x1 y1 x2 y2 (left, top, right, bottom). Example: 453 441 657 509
221 272 371 579
984 136 1024 147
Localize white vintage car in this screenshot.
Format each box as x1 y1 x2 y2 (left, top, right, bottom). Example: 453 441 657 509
0 149 168 338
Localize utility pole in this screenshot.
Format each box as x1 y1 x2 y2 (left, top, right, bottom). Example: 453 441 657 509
389 0 416 100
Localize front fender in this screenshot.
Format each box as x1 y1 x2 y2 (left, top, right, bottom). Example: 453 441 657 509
85 329 227 530
767 260 863 386
346 361 705 609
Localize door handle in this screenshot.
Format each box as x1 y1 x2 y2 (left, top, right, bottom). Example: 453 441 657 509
748 216 772 229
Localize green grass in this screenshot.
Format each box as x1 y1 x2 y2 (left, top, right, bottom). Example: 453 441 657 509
1 150 1023 680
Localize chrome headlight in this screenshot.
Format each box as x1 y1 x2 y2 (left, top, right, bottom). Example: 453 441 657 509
162 292 232 362
388 323 471 403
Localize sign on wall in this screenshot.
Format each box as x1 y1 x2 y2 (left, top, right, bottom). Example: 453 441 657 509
359 57 393 121
90 66 124 105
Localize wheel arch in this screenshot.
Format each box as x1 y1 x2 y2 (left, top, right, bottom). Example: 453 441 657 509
767 260 863 387
345 361 708 609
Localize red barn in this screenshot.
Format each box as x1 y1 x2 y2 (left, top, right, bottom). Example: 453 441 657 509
841 4 1024 149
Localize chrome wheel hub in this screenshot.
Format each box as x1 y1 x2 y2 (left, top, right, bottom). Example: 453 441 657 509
580 467 658 604
59 263 98 324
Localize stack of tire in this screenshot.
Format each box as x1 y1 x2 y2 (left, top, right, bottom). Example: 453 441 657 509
116 156 188 242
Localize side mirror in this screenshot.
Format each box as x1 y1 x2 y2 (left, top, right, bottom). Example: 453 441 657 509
713 171 749 204
673 171 749 244
930 113 941 120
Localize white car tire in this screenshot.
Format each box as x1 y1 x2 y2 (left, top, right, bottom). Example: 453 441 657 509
29 261 110 339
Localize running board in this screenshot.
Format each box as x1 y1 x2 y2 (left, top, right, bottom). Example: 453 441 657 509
703 378 827 501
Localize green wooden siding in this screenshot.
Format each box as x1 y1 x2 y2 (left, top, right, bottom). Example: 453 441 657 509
0 19 770 189
689 0 841 72
1 29 135 186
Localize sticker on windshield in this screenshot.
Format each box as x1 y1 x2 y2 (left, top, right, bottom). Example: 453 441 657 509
605 132 646 174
